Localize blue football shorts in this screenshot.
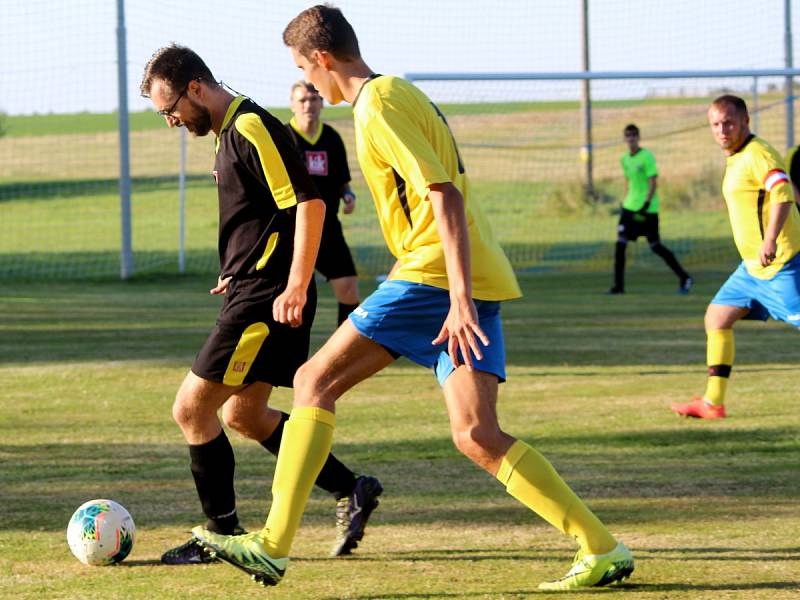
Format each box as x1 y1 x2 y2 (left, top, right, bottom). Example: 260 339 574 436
348 280 507 386
711 252 800 327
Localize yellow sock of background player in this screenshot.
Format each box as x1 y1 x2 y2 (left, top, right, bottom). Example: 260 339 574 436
703 329 734 406
262 406 335 557
496 440 617 555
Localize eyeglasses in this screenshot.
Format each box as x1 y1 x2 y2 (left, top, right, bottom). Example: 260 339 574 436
158 84 188 117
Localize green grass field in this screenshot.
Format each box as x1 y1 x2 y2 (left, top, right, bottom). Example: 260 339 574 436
2 271 799 599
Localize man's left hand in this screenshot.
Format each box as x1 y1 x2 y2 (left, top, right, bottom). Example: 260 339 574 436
343 191 356 215
759 239 778 266
431 297 489 371
273 284 307 327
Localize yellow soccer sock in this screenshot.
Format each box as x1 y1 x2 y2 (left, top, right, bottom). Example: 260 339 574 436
703 329 734 406
496 440 617 555
262 406 335 558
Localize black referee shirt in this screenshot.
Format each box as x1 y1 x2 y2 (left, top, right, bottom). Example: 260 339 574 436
285 121 351 223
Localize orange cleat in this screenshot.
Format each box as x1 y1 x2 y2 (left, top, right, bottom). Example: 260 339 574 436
670 396 726 419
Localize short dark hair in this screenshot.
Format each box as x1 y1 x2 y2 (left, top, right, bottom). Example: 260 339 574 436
711 94 749 117
140 43 215 98
283 4 360 61
623 124 640 136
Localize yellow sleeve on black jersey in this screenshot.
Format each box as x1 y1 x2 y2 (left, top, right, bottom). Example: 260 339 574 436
234 113 298 209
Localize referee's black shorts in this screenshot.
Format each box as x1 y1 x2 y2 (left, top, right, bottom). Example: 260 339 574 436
617 208 661 243
191 277 316 388
315 218 357 280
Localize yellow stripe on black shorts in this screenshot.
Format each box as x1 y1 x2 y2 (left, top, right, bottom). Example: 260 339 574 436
222 322 270 386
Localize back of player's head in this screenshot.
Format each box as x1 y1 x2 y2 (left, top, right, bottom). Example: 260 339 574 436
710 94 749 117
283 4 361 61
623 124 639 137
140 43 216 97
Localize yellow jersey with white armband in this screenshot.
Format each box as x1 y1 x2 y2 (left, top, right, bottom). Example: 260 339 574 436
722 134 800 279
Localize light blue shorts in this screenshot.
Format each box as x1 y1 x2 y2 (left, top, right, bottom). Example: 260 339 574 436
711 252 800 326
348 280 506 386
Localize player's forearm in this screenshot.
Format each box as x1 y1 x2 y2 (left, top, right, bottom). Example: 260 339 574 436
764 200 793 243
644 177 657 204
429 183 472 300
287 198 326 289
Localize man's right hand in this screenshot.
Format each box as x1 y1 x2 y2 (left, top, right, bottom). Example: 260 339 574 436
210 275 232 295
342 191 356 214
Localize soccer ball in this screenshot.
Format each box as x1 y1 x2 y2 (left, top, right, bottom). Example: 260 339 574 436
66 499 135 565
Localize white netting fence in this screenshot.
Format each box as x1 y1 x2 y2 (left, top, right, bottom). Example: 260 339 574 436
0 0 797 278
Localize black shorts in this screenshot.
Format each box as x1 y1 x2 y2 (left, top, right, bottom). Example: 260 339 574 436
192 277 317 388
315 219 357 280
618 209 661 243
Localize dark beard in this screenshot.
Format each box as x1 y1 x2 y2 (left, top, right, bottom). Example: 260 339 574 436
184 98 212 136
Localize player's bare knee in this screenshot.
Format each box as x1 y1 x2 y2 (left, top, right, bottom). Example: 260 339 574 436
293 360 328 401
171 393 193 428
451 424 502 461
341 283 359 304
220 403 250 437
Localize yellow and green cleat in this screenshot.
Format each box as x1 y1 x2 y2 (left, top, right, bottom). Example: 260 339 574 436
191 527 288 587
538 541 634 591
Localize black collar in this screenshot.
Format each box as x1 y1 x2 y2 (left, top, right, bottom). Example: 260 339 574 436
353 73 382 107
730 133 755 155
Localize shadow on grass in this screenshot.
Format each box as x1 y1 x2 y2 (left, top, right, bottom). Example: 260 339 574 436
635 547 800 561
117 559 164 567
8 269 800 367
2 424 797 532
318 580 799 599
627 582 800 593
0 237 738 285
0 174 214 202
297 545 800 563
514 364 800 378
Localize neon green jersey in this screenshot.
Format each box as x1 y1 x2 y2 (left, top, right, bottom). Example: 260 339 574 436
621 148 659 213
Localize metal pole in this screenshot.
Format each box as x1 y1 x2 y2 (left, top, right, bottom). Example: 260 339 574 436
580 0 594 200
179 127 186 273
752 76 759 133
116 0 133 278
786 0 794 149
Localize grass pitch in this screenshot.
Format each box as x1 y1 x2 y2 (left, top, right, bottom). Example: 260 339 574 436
0 95 757 279
1 270 799 598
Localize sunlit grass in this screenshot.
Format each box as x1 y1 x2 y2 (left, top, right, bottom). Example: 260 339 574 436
1 271 799 599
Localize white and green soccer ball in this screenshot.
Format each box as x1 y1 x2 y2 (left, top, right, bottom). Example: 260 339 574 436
66 499 135 565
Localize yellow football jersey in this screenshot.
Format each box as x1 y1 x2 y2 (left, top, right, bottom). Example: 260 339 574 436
352 75 520 301
722 135 800 279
